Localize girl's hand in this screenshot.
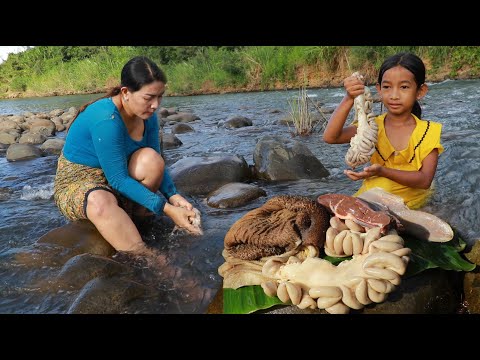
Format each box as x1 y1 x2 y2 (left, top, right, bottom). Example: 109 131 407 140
344 164 382 180
344 75 365 100
168 194 193 210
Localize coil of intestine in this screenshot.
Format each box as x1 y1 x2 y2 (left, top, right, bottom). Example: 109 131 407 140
345 72 379 169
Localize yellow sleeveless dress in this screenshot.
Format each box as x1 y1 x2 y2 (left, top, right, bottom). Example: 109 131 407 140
354 113 444 209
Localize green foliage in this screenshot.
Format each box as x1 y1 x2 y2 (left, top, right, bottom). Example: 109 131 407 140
403 231 475 278
165 62 198 93
242 46 309 87
57 46 107 61
194 47 247 86
450 46 480 76
418 46 453 70
350 46 419 73
223 286 284 314
10 76 27 92
133 46 205 64
323 254 352 265
1 46 480 98
166 47 247 93
128 46 243 66
303 46 344 70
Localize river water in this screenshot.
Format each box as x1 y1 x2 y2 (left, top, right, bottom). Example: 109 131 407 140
0 79 479 313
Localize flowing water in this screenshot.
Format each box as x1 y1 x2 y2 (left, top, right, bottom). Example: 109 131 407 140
0 79 479 313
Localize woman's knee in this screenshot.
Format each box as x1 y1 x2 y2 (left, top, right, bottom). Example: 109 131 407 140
129 147 165 180
86 190 118 218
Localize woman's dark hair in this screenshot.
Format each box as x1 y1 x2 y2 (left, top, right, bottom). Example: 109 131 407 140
120 56 167 92
67 56 166 130
378 52 426 118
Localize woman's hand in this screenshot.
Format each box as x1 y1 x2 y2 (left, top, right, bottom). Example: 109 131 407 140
344 164 382 180
344 74 365 100
163 203 201 234
168 194 193 210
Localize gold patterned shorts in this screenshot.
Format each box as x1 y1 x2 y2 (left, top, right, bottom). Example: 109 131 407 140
53 153 135 221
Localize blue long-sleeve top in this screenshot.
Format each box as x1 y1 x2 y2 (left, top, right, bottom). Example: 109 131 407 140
62 97 177 215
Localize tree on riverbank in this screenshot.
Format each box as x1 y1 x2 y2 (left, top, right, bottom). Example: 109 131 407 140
1 46 479 99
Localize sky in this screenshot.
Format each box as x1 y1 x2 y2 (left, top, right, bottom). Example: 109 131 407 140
0 46 29 64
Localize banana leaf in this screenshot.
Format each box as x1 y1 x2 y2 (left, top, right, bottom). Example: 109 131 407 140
323 255 352 265
223 285 284 314
403 231 475 277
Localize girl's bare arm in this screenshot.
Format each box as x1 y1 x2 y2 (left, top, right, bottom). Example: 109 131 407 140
345 149 439 189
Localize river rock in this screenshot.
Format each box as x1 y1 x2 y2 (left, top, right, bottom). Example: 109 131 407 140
207 182 266 208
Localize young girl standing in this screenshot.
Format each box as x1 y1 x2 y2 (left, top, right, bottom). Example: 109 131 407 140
323 52 444 209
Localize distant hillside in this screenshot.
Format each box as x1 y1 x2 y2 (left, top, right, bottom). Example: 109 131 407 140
1 46 479 99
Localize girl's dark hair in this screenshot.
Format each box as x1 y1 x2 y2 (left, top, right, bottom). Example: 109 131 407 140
378 52 425 118
67 56 166 130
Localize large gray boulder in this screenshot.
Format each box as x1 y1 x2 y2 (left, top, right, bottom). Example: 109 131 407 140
169 155 250 195
207 182 266 208
253 136 329 181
